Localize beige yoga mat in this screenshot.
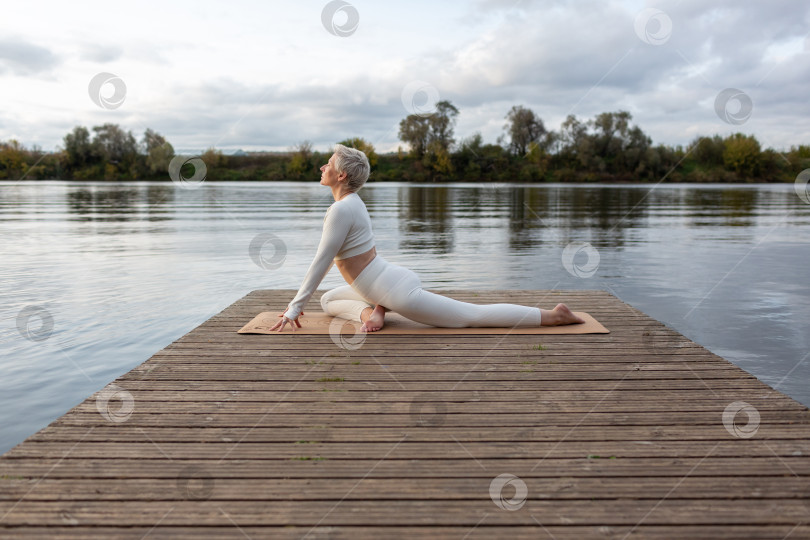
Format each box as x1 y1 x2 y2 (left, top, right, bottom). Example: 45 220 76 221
237 311 609 335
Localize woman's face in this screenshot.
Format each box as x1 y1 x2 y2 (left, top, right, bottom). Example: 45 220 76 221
320 153 340 186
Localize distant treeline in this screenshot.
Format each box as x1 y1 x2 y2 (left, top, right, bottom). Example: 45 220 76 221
2 104 808 183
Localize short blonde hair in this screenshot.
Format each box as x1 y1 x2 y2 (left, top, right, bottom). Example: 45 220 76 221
333 143 370 192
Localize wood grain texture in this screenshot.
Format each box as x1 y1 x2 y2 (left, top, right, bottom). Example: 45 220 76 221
1 289 808 538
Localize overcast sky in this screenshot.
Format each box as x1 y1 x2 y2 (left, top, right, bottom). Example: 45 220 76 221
1 0 808 154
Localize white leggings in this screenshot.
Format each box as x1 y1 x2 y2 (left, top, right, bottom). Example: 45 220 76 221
320 255 542 328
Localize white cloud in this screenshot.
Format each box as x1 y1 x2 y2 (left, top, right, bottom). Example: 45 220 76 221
0 38 60 76
0 0 808 154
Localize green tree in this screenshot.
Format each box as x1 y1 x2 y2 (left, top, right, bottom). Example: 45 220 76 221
193 147 226 180
63 126 93 168
788 145 810 175
590 111 627 170
689 135 725 167
92 123 137 162
0 139 26 179
723 133 761 177
398 100 459 160
504 105 547 156
142 128 174 174
455 132 484 177
588 111 651 175
759 148 789 181
428 100 459 153
92 123 138 177
557 114 588 168
624 124 652 175
398 115 431 158
423 140 453 176
287 140 313 178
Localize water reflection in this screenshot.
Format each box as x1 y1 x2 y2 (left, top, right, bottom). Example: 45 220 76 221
66 184 176 221
53 182 809 250
401 186 455 253
399 185 659 252
1 180 809 458
683 188 759 226
56 183 788 227
390 184 805 252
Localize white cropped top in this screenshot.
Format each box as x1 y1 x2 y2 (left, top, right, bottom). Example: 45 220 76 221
285 192 375 320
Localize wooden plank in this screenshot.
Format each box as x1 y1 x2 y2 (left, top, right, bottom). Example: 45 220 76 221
117 369 761 381
68 401 807 415
1 289 808 538
2 526 808 540
26 424 810 442
95 386 799 403
1 500 809 526
126 361 743 371
6 440 809 459
4 457 810 478
43 413 808 429
3 476 809 501
108 380 778 391
67 401 810 418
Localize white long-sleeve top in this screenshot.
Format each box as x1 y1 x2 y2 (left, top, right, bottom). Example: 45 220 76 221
284 192 375 320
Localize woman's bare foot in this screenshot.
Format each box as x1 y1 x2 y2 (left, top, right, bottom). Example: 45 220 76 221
540 303 586 326
360 305 386 332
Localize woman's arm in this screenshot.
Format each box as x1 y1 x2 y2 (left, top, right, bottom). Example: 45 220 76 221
283 202 353 321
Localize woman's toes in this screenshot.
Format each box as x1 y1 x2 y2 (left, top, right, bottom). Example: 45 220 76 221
361 319 382 332
368 311 386 331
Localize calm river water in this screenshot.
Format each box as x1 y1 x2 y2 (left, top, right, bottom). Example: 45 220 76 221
1 180 809 453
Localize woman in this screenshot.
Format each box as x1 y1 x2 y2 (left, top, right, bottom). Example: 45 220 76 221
271 144 585 333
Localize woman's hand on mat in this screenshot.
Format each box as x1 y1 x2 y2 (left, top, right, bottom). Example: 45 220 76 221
270 309 304 332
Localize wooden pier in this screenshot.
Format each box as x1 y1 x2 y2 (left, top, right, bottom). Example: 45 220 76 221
1 289 809 538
